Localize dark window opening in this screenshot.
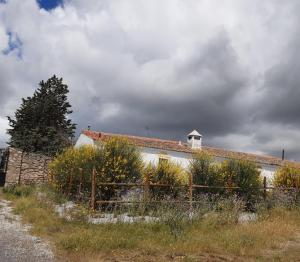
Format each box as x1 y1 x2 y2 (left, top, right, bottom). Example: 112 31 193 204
159 157 169 164
188 135 201 140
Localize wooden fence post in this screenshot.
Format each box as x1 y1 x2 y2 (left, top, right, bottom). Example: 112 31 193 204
90 168 96 210
227 176 233 193
263 176 267 200
67 169 73 197
189 173 193 210
144 172 150 201
78 168 83 201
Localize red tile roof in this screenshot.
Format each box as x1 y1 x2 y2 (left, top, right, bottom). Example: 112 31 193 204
82 130 300 169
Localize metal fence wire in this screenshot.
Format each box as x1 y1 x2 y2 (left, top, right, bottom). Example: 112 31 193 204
64 168 299 210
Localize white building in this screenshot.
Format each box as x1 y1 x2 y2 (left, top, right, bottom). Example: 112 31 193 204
75 129 300 185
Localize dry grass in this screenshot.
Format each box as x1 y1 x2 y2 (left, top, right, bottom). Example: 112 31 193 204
2 186 300 261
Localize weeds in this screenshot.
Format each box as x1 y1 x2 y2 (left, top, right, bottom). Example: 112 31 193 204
2 185 300 261
3 184 35 198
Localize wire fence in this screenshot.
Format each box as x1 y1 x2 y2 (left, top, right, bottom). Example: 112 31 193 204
63 168 299 210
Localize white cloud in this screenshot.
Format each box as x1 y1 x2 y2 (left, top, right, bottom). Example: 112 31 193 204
0 0 299 160
0 23 8 50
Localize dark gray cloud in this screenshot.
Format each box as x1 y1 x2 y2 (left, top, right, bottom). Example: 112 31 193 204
84 31 249 141
259 50 300 127
0 0 300 161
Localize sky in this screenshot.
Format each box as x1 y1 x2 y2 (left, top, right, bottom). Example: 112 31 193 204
37 0 62 10
0 0 300 161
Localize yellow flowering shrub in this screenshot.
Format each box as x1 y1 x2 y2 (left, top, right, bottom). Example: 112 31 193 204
49 137 143 201
274 165 300 188
143 161 189 198
49 145 102 196
101 137 143 182
99 137 143 200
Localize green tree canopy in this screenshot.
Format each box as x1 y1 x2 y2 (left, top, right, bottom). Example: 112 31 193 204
7 75 76 156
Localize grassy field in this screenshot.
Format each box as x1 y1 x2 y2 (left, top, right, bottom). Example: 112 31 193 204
1 186 300 261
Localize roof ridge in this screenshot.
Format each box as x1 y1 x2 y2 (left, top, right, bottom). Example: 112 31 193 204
202 145 282 161
101 131 185 144
82 129 300 168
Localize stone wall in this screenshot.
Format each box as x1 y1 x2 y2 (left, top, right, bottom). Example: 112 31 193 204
5 147 52 186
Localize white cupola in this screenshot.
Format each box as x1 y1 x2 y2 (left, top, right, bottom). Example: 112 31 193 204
187 130 202 149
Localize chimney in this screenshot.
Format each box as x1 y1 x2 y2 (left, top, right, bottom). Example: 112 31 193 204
187 130 202 149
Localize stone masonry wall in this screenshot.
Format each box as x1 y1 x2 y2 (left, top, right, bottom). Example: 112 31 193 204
5 147 52 186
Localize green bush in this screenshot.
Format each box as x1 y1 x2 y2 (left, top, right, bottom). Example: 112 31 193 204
143 161 188 198
49 145 103 198
99 137 143 200
274 165 300 188
219 159 262 203
189 153 261 200
3 185 35 198
49 138 143 201
189 151 223 194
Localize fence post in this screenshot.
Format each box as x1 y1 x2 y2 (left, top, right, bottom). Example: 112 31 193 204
67 170 73 197
227 176 233 193
263 176 267 200
90 168 96 210
78 168 83 201
144 172 150 201
189 173 193 210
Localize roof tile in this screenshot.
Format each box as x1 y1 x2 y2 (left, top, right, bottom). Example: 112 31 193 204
82 130 300 169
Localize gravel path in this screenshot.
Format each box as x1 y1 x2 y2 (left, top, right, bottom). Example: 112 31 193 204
0 199 54 262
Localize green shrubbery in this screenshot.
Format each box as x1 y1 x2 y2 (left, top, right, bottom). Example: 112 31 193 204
98 137 143 200
3 184 35 198
189 153 262 203
274 164 300 188
49 145 102 198
143 161 189 198
273 165 300 206
49 138 143 201
189 152 222 194
49 140 264 205
219 159 262 201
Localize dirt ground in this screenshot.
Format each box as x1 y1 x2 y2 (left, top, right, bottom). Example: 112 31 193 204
1 197 300 262
0 199 54 262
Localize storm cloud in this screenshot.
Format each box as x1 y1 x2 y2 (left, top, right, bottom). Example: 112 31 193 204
0 0 300 161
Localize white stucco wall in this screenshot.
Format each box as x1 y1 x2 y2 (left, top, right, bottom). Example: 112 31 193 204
139 148 278 186
260 164 277 185
140 147 192 169
75 134 95 148
75 134 279 185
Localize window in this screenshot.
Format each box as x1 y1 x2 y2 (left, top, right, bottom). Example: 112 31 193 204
158 152 169 164
159 157 169 164
188 135 201 140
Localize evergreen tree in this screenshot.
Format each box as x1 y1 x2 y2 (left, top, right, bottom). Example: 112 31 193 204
7 75 76 156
